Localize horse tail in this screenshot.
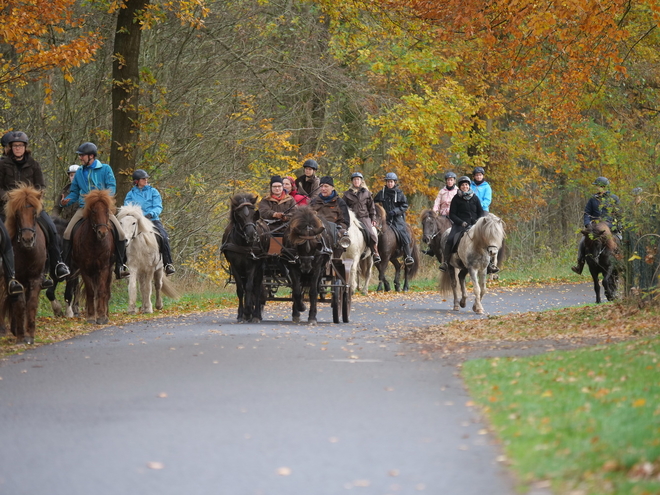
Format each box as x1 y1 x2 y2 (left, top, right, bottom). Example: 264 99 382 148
161 277 180 300
439 267 453 295
407 233 421 279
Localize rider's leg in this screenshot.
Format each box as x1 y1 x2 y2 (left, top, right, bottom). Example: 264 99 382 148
62 209 84 270
402 242 414 266
0 224 24 295
571 237 585 275
439 232 454 272
38 210 70 280
152 220 175 275
110 215 130 279
369 227 381 262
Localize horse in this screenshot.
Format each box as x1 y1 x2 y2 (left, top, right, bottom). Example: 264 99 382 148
220 193 270 322
45 216 80 317
71 189 116 324
341 210 373 294
439 213 506 314
420 209 452 265
582 222 620 303
283 206 333 324
2 185 48 344
117 204 179 314
373 203 420 292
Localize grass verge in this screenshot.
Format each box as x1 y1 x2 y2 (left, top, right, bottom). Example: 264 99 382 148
462 336 660 495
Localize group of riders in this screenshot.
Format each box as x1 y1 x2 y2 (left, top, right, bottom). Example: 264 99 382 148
0 132 176 298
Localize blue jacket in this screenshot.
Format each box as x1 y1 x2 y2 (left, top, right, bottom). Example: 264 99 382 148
124 184 163 221
471 180 492 211
63 159 116 208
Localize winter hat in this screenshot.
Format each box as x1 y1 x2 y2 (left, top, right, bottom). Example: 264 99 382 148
319 176 334 187
270 175 283 185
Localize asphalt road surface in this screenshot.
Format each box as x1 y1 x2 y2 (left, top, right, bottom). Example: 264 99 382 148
0 283 594 495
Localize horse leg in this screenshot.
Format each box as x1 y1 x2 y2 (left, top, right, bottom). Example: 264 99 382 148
127 271 138 314
248 265 264 323
12 294 26 344
458 268 468 309
471 267 485 314
290 271 302 323
308 269 323 326
139 270 154 314
25 284 40 345
234 271 246 322
153 269 164 311
96 268 112 325
46 282 64 318
393 258 402 292
589 266 602 303
83 276 96 323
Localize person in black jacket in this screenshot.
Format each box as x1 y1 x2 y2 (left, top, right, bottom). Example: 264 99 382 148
373 172 414 266
439 176 488 272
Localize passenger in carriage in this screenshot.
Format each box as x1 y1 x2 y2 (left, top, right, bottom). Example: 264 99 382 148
282 176 308 206
342 172 381 263
309 176 351 256
373 172 415 266
259 175 296 236
571 176 620 275
124 169 176 276
439 176 497 273
294 158 321 201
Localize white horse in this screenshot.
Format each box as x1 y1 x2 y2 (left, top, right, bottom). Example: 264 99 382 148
341 210 374 294
439 213 506 314
117 205 179 314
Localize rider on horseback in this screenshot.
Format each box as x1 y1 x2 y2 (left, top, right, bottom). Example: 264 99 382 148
309 176 351 256
294 159 321 202
342 172 381 263
259 175 297 236
124 169 176 275
60 142 130 280
374 172 414 266
571 176 620 275
471 167 492 212
439 176 499 273
433 171 458 216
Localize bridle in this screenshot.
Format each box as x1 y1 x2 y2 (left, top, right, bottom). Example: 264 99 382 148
16 203 38 247
232 201 258 243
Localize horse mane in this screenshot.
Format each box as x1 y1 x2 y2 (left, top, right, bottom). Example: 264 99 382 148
472 214 506 250
375 203 386 223
4 184 43 237
118 204 159 237
230 192 258 210
584 222 618 252
83 189 117 217
287 206 325 245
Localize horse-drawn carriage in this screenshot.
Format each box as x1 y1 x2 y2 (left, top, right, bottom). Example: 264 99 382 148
222 193 353 324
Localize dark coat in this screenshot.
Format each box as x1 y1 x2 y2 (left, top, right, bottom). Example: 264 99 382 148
259 194 296 235
343 186 376 223
446 191 485 249
309 191 350 231
295 174 320 200
0 153 45 210
584 191 620 229
374 185 411 245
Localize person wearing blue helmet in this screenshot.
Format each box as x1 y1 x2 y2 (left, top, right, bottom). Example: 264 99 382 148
571 176 620 275
471 167 492 212
374 172 414 266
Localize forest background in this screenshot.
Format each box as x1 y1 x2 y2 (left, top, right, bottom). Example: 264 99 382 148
2 0 659 284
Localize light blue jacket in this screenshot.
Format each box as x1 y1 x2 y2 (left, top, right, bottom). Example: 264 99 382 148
124 184 163 221
471 180 492 211
63 159 116 208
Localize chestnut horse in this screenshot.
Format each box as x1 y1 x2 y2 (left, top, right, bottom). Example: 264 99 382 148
374 204 420 292
72 189 116 324
2 185 48 344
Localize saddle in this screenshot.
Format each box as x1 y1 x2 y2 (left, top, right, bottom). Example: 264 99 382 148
354 220 370 246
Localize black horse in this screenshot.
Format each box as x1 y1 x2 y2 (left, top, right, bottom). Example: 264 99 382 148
582 222 620 303
283 206 333 325
221 193 270 322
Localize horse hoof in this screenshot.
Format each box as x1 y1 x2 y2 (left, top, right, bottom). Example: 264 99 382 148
308 319 317 326
24 337 34 345
97 317 109 325
127 309 137 315
453 306 460 311
86 318 96 324
459 300 466 308
249 317 262 323
292 316 300 323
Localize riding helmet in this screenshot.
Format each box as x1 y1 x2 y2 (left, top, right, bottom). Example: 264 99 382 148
473 166 485 175
9 131 29 145
302 158 318 170
1 132 14 147
384 172 398 181
68 164 80 174
76 142 98 156
132 169 150 181
593 176 610 187
351 172 364 179
457 175 471 186
444 171 457 180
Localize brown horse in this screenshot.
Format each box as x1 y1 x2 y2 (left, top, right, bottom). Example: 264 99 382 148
374 204 420 292
72 189 116 324
582 222 620 303
2 185 48 344
420 209 452 265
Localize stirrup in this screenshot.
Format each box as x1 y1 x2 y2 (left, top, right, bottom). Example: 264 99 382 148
372 253 381 263
439 262 448 272
164 263 175 275
571 265 583 275
8 279 24 296
487 264 500 274
42 276 54 289
404 256 414 266
55 262 71 280
117 265 131 279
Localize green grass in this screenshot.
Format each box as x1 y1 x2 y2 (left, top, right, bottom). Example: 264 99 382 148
462 337 660 495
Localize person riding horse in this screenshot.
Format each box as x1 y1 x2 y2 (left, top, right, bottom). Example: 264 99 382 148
0 131 71 289
440 176 499 273
60 142 130 280
342 172 381 263
571 176 621 275
374 172 414 266
471 167 492 212
124 169 176 275
309 176 351 256
294 158 321 202
259 175 297 236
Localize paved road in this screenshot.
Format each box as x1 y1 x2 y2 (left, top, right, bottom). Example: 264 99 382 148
0 283 593 495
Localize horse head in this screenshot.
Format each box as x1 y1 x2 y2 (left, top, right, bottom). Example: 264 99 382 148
83 190 116 241
230 193 259 245
286 207 327 274
5 184 43 249
421 209 441 245
473 214 506 258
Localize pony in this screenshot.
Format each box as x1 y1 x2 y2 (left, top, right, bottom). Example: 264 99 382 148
373 203 420 292
420 209 452 265
220 193 270 322
71 189 116 324
118 204 179 314
341 210 373 294
45 216 80 318
582 222 620 303
2 185 48 344
283 206 333 324
439 213 506 314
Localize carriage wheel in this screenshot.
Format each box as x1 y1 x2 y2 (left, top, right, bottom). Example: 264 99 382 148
342 286 351 323
332 279 342 324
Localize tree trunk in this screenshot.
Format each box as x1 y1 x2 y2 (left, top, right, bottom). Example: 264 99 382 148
111 0 149 203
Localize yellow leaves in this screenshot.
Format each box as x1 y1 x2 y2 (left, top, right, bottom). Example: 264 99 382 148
541 390 553 398
632 398 646 408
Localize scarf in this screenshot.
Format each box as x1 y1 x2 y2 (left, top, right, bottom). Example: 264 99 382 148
270 191 287 201
473 179 484 186
445 185 455 191
319 190 337 203
460 189 474 200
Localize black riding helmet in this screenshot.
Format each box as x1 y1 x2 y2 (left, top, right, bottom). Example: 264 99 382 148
132 169 150 181
76 142 98 156
303 158 318 170
1 132 14 148
9 131 28 145
457 176 471 186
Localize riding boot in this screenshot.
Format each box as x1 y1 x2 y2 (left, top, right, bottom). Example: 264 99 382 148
571 238 585 275
114 239 130 279
372 243 381 263
62 239 72 268
39 212 71 280
1 247 24 296
423 247 434 257
403 243 414 266
439 240 452 272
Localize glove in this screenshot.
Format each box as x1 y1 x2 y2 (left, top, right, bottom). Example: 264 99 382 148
146 214 153 219
387 211 396 219
461 222 468 228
